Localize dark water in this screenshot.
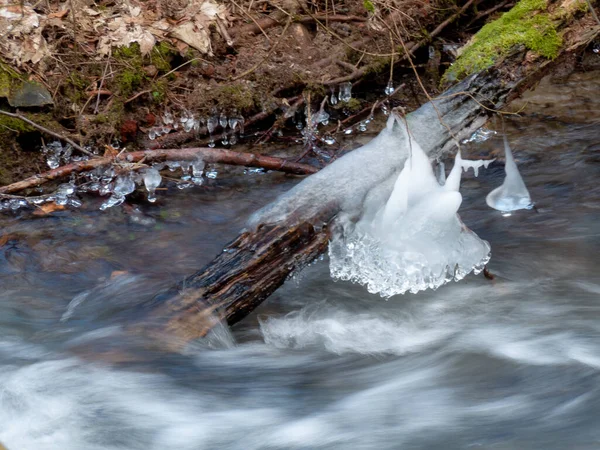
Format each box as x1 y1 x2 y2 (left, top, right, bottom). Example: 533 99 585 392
1 82 600 449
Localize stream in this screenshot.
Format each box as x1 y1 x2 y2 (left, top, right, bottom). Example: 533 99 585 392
1 73 600 449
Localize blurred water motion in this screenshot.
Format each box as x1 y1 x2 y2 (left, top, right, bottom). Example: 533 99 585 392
1 84 600 449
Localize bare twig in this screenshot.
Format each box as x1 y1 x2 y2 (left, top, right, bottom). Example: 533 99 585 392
0 148 318 195
323 0 478 86
0 110 96 157
230 0 271 41
216 16 234 47
585 0 600 26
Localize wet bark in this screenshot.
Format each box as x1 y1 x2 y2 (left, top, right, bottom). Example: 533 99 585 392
137 16 600 348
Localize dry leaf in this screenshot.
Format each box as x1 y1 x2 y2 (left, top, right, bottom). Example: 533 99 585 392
33 202 67 216
103 145 119 158
170 20 211 55
48 9 69 19
0 234 9 247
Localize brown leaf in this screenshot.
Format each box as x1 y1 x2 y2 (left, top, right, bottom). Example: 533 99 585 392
48 9 69 19
0 234 9 247
33 202 66 216
103 145 119 158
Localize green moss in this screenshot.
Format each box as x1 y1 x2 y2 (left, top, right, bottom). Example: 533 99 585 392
443 0 562 82
151 41 175 73
303 82 326 99
150 79 168 104
117 69 145 96
363 0 375 14
0 62 24 98
0 70 10 98
113 43 147 96
343 97 362 112
209 83 257 112
0 115 36 133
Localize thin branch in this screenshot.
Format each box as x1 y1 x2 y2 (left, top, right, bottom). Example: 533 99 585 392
0 148 318 195
585 0 600 26
0 110 96 157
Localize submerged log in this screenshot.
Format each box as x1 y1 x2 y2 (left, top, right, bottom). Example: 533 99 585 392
137 10 599 347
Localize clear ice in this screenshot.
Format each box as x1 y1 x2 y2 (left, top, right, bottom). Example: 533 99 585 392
328 122 492 298
338 82 352 103
486 136 533 213
143 167 162 202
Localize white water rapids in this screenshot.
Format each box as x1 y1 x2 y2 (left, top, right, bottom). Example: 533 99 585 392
1 75 600 449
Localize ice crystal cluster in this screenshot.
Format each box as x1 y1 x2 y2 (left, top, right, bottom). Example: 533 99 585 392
328 121 492 298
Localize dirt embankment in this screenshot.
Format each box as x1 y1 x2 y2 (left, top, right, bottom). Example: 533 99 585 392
0 0 597 186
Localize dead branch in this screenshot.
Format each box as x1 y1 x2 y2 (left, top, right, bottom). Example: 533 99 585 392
324 0 478 85
0 110 96 157
230 14 367 38
0 148 318 195
141 95 303 150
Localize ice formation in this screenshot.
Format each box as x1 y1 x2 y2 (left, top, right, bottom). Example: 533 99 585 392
486 136 533 213
328 124 492 298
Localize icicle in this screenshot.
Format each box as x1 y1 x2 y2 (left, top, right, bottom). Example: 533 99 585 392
486 136 533 213
207 112 219 148
143 167 162 202
338 82 352 102
384 81 395 96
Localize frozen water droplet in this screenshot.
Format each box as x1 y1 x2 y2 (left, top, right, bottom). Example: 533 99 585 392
163 111 173 125
143 167 162 202
148 129 157 140
191 159 205 185
219 113 228 129
207 115 219 134
167 161 181 172
384 81 395 96
68 198 82 208
322 134 336 145
206 169 218 179
343 128 353 135
358 122 368 132
113 175 135 196
100 194 125 210
47 156 60 169
339 82 352 102
330 91 338 105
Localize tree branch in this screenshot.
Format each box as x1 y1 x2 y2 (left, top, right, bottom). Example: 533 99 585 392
0 148 318 195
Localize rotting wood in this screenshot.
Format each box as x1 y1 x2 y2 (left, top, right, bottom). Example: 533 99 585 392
134 12 600 348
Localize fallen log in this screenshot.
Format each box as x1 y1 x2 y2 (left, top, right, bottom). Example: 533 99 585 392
136 5 599 347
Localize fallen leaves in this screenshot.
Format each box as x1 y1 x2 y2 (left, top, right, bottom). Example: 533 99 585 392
32 202 66 216
0 0 230 66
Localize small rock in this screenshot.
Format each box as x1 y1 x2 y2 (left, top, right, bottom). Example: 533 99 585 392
8 80 53 107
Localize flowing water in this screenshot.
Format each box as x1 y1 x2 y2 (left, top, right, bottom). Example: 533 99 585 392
1 76 600 449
